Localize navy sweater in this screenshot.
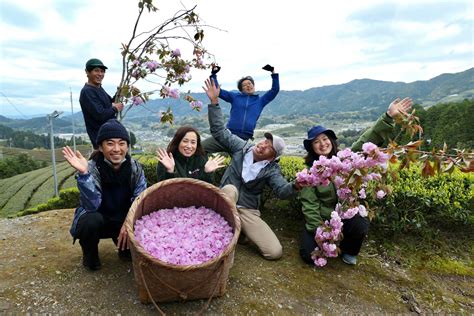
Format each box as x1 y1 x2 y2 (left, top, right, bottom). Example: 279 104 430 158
79 83 117 148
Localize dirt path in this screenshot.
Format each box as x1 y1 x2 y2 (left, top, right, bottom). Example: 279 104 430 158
0 209 472 314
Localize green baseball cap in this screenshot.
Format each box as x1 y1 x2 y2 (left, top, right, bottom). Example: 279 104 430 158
85 58 108 71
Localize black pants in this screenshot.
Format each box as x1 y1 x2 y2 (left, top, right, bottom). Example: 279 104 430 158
76 212 123 254
300 215 369 264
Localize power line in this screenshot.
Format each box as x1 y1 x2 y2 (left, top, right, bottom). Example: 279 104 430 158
0 91 28 119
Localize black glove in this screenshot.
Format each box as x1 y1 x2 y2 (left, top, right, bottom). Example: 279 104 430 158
262 64 274 72
211 65 221 75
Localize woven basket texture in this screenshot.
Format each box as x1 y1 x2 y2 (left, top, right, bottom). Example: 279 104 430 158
125 178 241 303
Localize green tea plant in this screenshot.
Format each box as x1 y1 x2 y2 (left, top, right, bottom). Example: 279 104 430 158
1 162 71 217
22 187 80 216
374 167 473 233
27 165 75 209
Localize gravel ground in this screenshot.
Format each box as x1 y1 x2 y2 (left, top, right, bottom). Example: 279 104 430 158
0 209 472 314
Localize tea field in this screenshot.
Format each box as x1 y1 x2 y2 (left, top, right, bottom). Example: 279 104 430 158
0 162 76 218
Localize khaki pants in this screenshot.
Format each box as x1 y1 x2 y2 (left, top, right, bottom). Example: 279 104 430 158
221 185 283 260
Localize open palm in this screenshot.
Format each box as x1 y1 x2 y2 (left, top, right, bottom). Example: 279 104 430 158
156 148 175 173
62 146 88 174
204 155 226 173
387 97 413 118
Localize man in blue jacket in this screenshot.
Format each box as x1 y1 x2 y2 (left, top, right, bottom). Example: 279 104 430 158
62 119 147 270
80 58 124 149
202 64 279 153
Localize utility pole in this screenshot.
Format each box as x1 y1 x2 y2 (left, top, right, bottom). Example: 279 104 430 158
47 110 63 197
70 87 76 152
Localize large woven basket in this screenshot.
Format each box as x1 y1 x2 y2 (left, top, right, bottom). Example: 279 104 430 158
124 178 241 305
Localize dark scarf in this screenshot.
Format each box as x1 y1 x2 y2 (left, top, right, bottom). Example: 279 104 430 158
95 152 132 188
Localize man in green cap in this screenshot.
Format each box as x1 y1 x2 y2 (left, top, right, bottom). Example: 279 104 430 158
80 58 124 149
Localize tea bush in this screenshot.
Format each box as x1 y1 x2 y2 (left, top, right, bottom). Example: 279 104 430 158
373 167 473 233
21 187 80 216
20 156 473 237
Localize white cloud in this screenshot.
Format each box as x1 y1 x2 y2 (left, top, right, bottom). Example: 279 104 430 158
0 0 472 116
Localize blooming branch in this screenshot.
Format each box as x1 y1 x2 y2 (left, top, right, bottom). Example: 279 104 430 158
115 0 214 123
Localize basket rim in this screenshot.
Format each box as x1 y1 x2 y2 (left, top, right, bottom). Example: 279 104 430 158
125 178 241 271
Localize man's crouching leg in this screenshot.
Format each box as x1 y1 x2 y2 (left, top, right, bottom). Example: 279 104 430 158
237 207 283 260
76 212 104 271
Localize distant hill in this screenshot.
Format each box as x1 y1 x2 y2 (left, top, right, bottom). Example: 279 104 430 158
0 115 13 124
113 67 474 119
2 67 473 132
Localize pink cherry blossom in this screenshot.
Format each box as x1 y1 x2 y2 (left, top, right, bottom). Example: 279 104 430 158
134 206 234 265
297 142 390 267
161 85 180 99
313 257 327 267
145 60 160 72
376 190 387 199
168 88 180 99
362 142 377 154
171 48 181 57
190 100 203 111
132 96 144 106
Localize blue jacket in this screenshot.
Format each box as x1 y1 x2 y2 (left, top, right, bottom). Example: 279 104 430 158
70 157 147 237
79 84 117 148
210 73 279 140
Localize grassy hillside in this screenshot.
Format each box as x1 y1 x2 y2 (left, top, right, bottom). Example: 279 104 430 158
0 162 77 217
0 145 92 163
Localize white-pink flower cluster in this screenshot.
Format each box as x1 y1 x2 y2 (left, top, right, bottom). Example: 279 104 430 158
190 100 203 111
131 59 161 80
161 85 180 99
134 206 234 266
296 143 389 267
132 96 144 106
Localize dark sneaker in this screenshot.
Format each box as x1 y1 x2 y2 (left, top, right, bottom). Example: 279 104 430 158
80 241 101 270
341 253 357 265
82 252 101 270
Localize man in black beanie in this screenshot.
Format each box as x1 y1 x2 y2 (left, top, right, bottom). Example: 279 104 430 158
80 58 125 149
62 119 147 270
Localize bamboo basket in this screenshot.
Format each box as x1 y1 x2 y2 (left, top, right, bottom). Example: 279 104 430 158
124 178 241 305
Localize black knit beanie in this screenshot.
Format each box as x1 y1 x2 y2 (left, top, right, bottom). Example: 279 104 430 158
96 119 130 145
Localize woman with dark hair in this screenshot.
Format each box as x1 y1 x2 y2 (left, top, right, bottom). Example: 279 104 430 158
156 126 225 183
299 97 412 266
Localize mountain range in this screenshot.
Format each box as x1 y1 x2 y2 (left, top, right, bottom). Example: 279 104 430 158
1 67 472 133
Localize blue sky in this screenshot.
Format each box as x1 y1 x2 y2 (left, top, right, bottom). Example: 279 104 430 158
0 0 472 117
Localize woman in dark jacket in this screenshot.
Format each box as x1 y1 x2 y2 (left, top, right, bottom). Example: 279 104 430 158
156 126 225 183
299 97 412 266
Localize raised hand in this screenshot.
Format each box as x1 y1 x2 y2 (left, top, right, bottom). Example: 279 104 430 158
203 78 220 104
211 63 221 75
62 146 88 174
204 154 226 173
262 64 275 73
156 148 175 173
387 97 413 118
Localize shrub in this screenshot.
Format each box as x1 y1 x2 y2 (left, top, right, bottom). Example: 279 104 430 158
137 156 158 186
23 156 471 238
20 187 80 216
373 167 473 233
